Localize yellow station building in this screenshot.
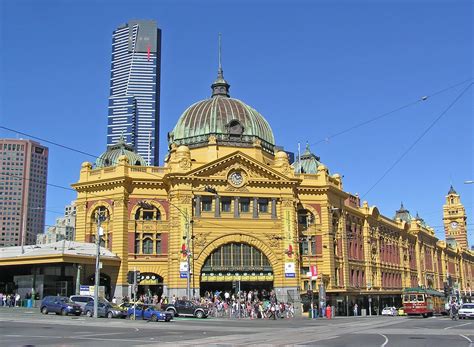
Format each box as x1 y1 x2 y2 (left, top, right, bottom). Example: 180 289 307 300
1 66 473 315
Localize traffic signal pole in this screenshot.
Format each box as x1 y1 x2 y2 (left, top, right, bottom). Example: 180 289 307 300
93 213 103 319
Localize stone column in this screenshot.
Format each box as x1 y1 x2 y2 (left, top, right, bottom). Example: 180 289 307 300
214 195 220 218
253 197 258 219
195 195 201 217
271 198 277 219
234 196 240 218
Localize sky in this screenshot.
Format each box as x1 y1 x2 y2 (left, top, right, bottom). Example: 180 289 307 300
0 0 472 245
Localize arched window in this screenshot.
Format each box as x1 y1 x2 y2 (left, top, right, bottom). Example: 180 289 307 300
142 237 153 254
135 204 161 221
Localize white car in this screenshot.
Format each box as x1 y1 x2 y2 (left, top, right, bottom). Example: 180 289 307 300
381 306 397 316
458 303 474 319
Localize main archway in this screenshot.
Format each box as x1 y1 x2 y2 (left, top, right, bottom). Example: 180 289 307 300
200 242 274 297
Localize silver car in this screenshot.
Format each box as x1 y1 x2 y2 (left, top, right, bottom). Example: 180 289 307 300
69 295 94 312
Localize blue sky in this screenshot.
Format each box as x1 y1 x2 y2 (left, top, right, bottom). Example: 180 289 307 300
1 0 472 245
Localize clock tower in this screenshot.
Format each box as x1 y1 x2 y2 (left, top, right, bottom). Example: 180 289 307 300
443 185 468 249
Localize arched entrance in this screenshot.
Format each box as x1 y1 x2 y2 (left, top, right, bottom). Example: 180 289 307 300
137 273 164 299
200 243 273 297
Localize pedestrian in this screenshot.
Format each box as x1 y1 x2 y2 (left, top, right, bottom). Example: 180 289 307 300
353 303 358 317
15 293 21 307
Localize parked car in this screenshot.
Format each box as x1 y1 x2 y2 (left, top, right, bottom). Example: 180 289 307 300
69 295 94 312
381 306 397 316
397 307 406 316
83 301 127 318
163 300 209 318
40 296 82 316
127 304 172 322
458 303 474 319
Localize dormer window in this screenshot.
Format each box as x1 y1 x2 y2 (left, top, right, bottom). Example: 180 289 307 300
227 120 244 139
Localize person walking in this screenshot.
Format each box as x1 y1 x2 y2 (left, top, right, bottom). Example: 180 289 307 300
353 303 358 317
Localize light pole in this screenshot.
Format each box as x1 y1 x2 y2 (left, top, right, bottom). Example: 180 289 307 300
93 211 106 318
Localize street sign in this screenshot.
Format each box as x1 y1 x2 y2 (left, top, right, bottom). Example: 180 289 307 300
285 262 295 278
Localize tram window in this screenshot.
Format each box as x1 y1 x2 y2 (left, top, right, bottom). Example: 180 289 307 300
409 294 417 302
417 294 424 302
403 295 409 302
202 197 212 212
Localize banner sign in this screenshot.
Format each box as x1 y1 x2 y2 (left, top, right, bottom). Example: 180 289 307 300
285 262 295 278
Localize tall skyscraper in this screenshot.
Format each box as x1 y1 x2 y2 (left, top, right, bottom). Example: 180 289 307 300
107 20 162 166
0 139 48 247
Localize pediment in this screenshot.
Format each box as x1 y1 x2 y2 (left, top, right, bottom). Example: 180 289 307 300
185 151 297 184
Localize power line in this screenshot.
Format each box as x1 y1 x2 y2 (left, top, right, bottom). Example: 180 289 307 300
362 82 473 199
0 126 100 160
308 78 472 147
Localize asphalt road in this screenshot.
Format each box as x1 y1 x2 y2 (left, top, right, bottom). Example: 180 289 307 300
0 308 473 346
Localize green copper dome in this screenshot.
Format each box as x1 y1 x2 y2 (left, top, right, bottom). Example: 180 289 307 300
294 144 321 174
168 62 275 153
96 135 148 168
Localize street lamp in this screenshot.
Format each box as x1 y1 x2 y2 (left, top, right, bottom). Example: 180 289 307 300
93 210 107 319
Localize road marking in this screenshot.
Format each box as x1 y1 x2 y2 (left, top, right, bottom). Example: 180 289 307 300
445 322 471 330
135 328 139 332
379 334 389 347
460 334 474 347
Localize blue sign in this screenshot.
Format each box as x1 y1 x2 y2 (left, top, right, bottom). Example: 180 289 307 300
180 272 188 279
285 273 295 278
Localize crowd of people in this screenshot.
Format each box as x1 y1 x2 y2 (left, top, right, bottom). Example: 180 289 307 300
132 289 295 319
0 292 22 307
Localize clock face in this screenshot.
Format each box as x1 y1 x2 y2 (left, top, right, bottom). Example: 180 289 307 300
450 221 458 229
228 171 244 187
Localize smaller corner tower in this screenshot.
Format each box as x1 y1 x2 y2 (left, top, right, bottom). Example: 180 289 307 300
443 185 468 249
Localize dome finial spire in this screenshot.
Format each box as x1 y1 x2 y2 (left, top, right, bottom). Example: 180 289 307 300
211 33 230 98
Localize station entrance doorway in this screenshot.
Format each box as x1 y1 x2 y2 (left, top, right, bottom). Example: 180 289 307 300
200 242 274 298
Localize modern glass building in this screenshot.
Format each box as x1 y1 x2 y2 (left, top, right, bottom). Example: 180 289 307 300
107 20 161 166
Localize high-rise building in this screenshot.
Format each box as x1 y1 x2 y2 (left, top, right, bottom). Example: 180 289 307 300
443 185 468 249
36 202 76 245
0 139 48 247
107 20 161 166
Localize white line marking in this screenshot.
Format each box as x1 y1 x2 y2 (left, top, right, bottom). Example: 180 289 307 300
135 328 139 332
379 334 389 347
460 334 474 347
445 322 471 330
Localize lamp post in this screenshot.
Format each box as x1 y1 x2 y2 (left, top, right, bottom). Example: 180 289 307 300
93 211 107 318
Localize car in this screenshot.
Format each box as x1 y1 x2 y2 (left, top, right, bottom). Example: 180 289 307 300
397 307 406 316
163 300 209 318
40 296 82 316
381 306 397 316
459 303 474 319
69 295 94 312
127 304 172 322
83 300 127 318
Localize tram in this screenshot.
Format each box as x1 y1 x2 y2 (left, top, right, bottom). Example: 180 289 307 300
402 287 445 317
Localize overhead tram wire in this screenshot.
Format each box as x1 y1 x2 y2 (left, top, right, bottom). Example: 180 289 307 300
1 78 472 216
309 78 473 147
362 82 473 199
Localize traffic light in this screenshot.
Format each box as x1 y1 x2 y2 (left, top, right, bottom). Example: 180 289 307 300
127 271 134 284
135 270 141 284
443 283 449 297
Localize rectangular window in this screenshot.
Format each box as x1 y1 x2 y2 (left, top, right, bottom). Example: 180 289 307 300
221 198 231 213
258 199 268 213
310 236 316 255
232 244 241 267
202 197 212 212
240 198 250 213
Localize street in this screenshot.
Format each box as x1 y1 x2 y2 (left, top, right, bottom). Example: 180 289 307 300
0 308 473 346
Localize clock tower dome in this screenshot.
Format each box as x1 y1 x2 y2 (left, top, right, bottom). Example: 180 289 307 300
443 185 468 249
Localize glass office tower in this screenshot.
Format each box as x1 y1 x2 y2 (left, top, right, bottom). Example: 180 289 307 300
107 20 161 166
